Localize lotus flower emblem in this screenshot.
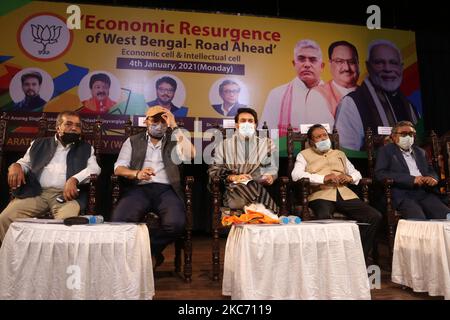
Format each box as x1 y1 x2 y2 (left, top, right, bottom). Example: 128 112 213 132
31 24 62 55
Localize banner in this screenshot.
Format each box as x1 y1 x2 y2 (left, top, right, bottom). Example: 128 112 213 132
0 1 421 154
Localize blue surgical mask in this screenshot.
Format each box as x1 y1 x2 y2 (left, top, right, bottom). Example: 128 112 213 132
315 138 331 152
397 135 414 150
148 123 167 139
238 122 255 138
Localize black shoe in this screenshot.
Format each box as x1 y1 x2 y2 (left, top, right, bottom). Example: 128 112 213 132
153 253 165 269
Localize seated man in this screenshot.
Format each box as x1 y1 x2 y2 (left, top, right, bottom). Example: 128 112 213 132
375 121 448 219
291 124 382 260
208 107 279 213
112 106 195 268
0 111 101 244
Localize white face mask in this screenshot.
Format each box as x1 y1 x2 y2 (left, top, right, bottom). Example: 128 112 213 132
315 138 331 152
397 135 414 150
238 122 255 138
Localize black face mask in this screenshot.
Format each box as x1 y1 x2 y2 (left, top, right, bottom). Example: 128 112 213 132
60 132 81 145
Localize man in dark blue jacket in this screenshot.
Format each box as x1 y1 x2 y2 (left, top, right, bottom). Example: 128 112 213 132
375 121 448 219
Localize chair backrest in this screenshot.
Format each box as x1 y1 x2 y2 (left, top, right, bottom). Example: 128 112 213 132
0 112 100 171
0 112 102 214
364 127 391 180
0 113 7 173
37 113 103 157
365 127 443 181
287 124 339 178
430 130 443 179
442 133 450 179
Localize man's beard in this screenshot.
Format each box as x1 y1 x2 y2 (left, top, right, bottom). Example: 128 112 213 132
25 90 37 97
158 96 171 105
370 73 402 92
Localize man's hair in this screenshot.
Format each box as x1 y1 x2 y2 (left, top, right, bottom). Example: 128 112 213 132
56 111 81 127
21 72 42 85
328 40 359 61
307 124 327 140
293 39 322 61
391 121 415 134
367 39 402 63
219 79 239 94
155 76 177 91
234 107 258 125
89 73 111 89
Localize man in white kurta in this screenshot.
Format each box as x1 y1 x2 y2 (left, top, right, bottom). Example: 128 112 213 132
305 41 360 119
260 39 334 135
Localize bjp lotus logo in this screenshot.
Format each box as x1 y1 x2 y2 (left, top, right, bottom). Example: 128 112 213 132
31 24 62 55
18 13 73 61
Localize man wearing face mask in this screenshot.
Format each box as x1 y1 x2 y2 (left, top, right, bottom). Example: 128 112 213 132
112 106 195 268
375 121 448 219
208 108 279 213
291 124 381 260
0 111 101 244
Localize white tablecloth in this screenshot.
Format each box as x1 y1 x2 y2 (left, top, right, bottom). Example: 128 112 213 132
0 222 154 300
222 222 370 300
392 219 450 299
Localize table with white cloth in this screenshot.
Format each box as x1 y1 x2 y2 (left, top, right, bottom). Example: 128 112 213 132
0 221 154 300
222 222 370 300
392 219 450 299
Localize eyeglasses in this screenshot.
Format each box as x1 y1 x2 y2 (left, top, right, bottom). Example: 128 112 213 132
223 89 240 94
331 58 358 66
394 131 415 137
157 87 175 94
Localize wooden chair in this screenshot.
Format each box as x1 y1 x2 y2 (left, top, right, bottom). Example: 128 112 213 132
285 124 372 221
366 127 450 266
439 131 450 180
110 118 195 282
0 112 101 216
210 122 289 281
440 133 450 204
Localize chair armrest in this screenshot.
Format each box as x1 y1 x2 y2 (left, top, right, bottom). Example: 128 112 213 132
211 175 222 226
383 178 394 187
292 178 313 220
184 176 194 233
358 177 372 204
185 176 194 191
279 176 289 215
86 174 98 215
360 177 372 185
211 174 222 280
444 177 450 206
295 177 311 197
111 175 121 210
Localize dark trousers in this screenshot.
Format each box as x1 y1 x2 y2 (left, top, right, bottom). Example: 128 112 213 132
309 192 382 260
111 183 186 257
396 190 449 219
